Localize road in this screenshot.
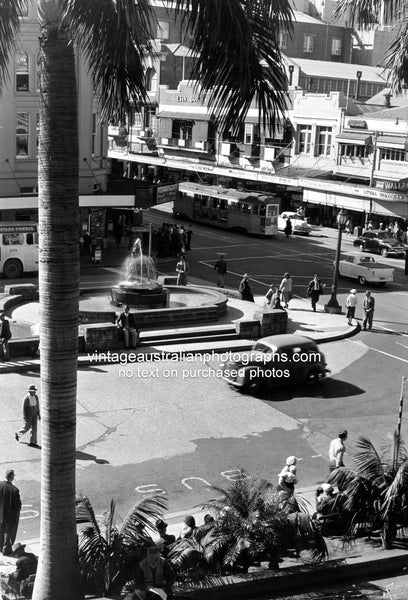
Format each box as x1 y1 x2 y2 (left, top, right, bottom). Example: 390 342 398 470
0 213 407 550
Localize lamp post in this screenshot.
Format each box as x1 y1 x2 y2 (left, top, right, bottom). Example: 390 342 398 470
324 210 348 314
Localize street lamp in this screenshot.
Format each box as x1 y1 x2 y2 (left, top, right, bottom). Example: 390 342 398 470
324 210 348 314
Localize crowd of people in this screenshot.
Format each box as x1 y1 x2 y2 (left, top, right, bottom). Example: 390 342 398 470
154 223 193 259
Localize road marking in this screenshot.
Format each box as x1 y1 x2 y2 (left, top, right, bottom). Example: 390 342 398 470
135 484 167 495
181 477 211 490
20 505 39 520
375 324 408 338
366 347 408 364
396 342 408 350
220 469 247 481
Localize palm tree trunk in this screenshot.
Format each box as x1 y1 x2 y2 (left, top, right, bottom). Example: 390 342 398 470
34 15 83 600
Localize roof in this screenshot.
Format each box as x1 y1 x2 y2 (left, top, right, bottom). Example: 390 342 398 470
292 11 323 25
366 87 408 107
285 56 389 83
361 105 408 122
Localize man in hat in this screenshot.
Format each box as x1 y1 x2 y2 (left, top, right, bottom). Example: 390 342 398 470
15 384 41 447
0 310 12 361
134 544 174 600
154 519 175 557
346 289 358 326
0 469 22 555
6 541 38 596
362 290 375 330
178 515 198 540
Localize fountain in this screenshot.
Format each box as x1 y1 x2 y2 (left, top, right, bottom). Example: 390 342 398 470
110 238 168 308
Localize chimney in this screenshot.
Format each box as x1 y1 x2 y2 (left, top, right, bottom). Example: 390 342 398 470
384 93 392 108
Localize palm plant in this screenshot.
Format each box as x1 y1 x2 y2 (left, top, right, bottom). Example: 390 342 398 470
77 493 167 596
0 1 292 598
328 434 408 549
335 0 408 91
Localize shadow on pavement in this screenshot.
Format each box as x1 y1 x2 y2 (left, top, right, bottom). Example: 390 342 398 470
254 379 365 402
75 450 110 464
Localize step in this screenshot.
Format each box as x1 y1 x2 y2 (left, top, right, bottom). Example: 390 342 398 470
140 331 239 346
140 323 236 342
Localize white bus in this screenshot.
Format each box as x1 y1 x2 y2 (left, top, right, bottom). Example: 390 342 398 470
0 222 39 278
175 182 280 236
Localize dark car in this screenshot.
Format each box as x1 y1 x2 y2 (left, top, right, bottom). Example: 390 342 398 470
222 334 329 394
353 230 405 258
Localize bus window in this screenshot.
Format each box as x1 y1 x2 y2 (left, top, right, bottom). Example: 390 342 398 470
3 233 24 245
201 197 208 207
26 233 34 244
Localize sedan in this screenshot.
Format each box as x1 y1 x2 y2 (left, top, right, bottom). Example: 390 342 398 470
222 334 329 394
353 230 405 258
278 211 312 235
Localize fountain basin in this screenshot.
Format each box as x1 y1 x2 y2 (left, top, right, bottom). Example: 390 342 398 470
111 280 168 308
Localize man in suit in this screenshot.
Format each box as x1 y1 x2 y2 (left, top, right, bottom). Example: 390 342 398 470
307 274 325 312
0 469 22 555
362 291 375 330
0 311 12 361
15 384 41 447
116 305 140 349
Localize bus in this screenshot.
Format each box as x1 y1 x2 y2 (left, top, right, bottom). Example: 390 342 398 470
175 182 279 236
0 222 39 278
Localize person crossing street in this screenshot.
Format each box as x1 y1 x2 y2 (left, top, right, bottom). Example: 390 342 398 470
362 291 375 330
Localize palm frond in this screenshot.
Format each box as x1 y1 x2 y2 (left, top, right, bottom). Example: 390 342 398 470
120 493 168 545
334 0 404 28
66 0 155 121
383 14 408 91
353 435 388 490
171 0 293 133
287 512 328 562
0 0 26 87
383 457 408 512
76 495 101 536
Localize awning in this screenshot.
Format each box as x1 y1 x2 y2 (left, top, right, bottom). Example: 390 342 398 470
163 44 199 58
374 171 408 182
156 111 210 121
376 135 408 150
335 132 372 145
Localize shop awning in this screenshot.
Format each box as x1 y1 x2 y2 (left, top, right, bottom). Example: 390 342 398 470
376 135 408 150
335 132 372 145
374 171 408 182
156 111 209 121
163 44 199 58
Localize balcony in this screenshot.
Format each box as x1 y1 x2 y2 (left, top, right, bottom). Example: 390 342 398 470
157 138 211 153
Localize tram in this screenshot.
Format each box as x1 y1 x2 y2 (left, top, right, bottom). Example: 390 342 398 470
175 182 279 236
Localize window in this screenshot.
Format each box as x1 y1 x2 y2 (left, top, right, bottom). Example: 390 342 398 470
15 52 29 91
145 106 157 133
339 143 369 158
91 113 97 156
157 20 169 40
145 67 157 92
317 127 332 156
331 38 342 56
36 113 39 156
3 233 24 245
380 148 406 161
303 35 314 53
297 125 312 154
244 124 254 144
279 32 288 49
172 119 193 141
16 113 29 157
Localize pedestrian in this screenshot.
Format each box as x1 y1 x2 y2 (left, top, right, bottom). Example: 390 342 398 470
238 273 254 302
16 385 41 447
186 225 193 250
306 274 325 312
154 519 176 557
279 272 293 308
0 469 22 556
346 289 358 326
264 285 283 310
362 290 375 330
284 217 292 238
132 544 174 600
178 515 198 540
0 311 12 361
176 254 189 286
116 305 140 349
329 430 348 471
277 456 298 501
214 254 227 288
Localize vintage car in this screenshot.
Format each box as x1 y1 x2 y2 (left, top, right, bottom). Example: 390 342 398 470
222 334 329 394
337 255 394 286
278 211 312 236
353 230 405 257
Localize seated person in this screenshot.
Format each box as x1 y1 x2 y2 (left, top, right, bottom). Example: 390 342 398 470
178 515 197 540
6 542 38 597
154 519 175 557
315 483 336 518
132 544 174 600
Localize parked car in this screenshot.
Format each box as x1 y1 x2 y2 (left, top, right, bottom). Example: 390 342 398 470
278 211 312 236
353 230 405 257
222 334 329 393
337 255 394 286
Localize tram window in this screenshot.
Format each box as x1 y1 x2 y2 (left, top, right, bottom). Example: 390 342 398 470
210 197 219 209
259 206 266 216
239 203 251 213
219 199 228 210
252 205 259 216
201 197 208 207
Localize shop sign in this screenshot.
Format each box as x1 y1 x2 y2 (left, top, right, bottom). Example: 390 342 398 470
300 177 407 202
347 120 367 129
156 184 178 204
177 96 201 103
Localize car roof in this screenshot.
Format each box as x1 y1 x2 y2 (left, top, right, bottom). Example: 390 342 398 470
254 334 317 349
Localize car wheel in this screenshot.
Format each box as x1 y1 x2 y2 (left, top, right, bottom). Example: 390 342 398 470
3 259 23 279
358 244 365 252
305 368 323 385
380 247 388 258
241 378 262 394
358 275 366 285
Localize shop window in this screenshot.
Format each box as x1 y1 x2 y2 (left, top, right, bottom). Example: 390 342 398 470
157 20 169 40
15 51 29 92
331 39 342 56
297 125 312 154
317 127 332 156
303 35 314 53
16 113 29 158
